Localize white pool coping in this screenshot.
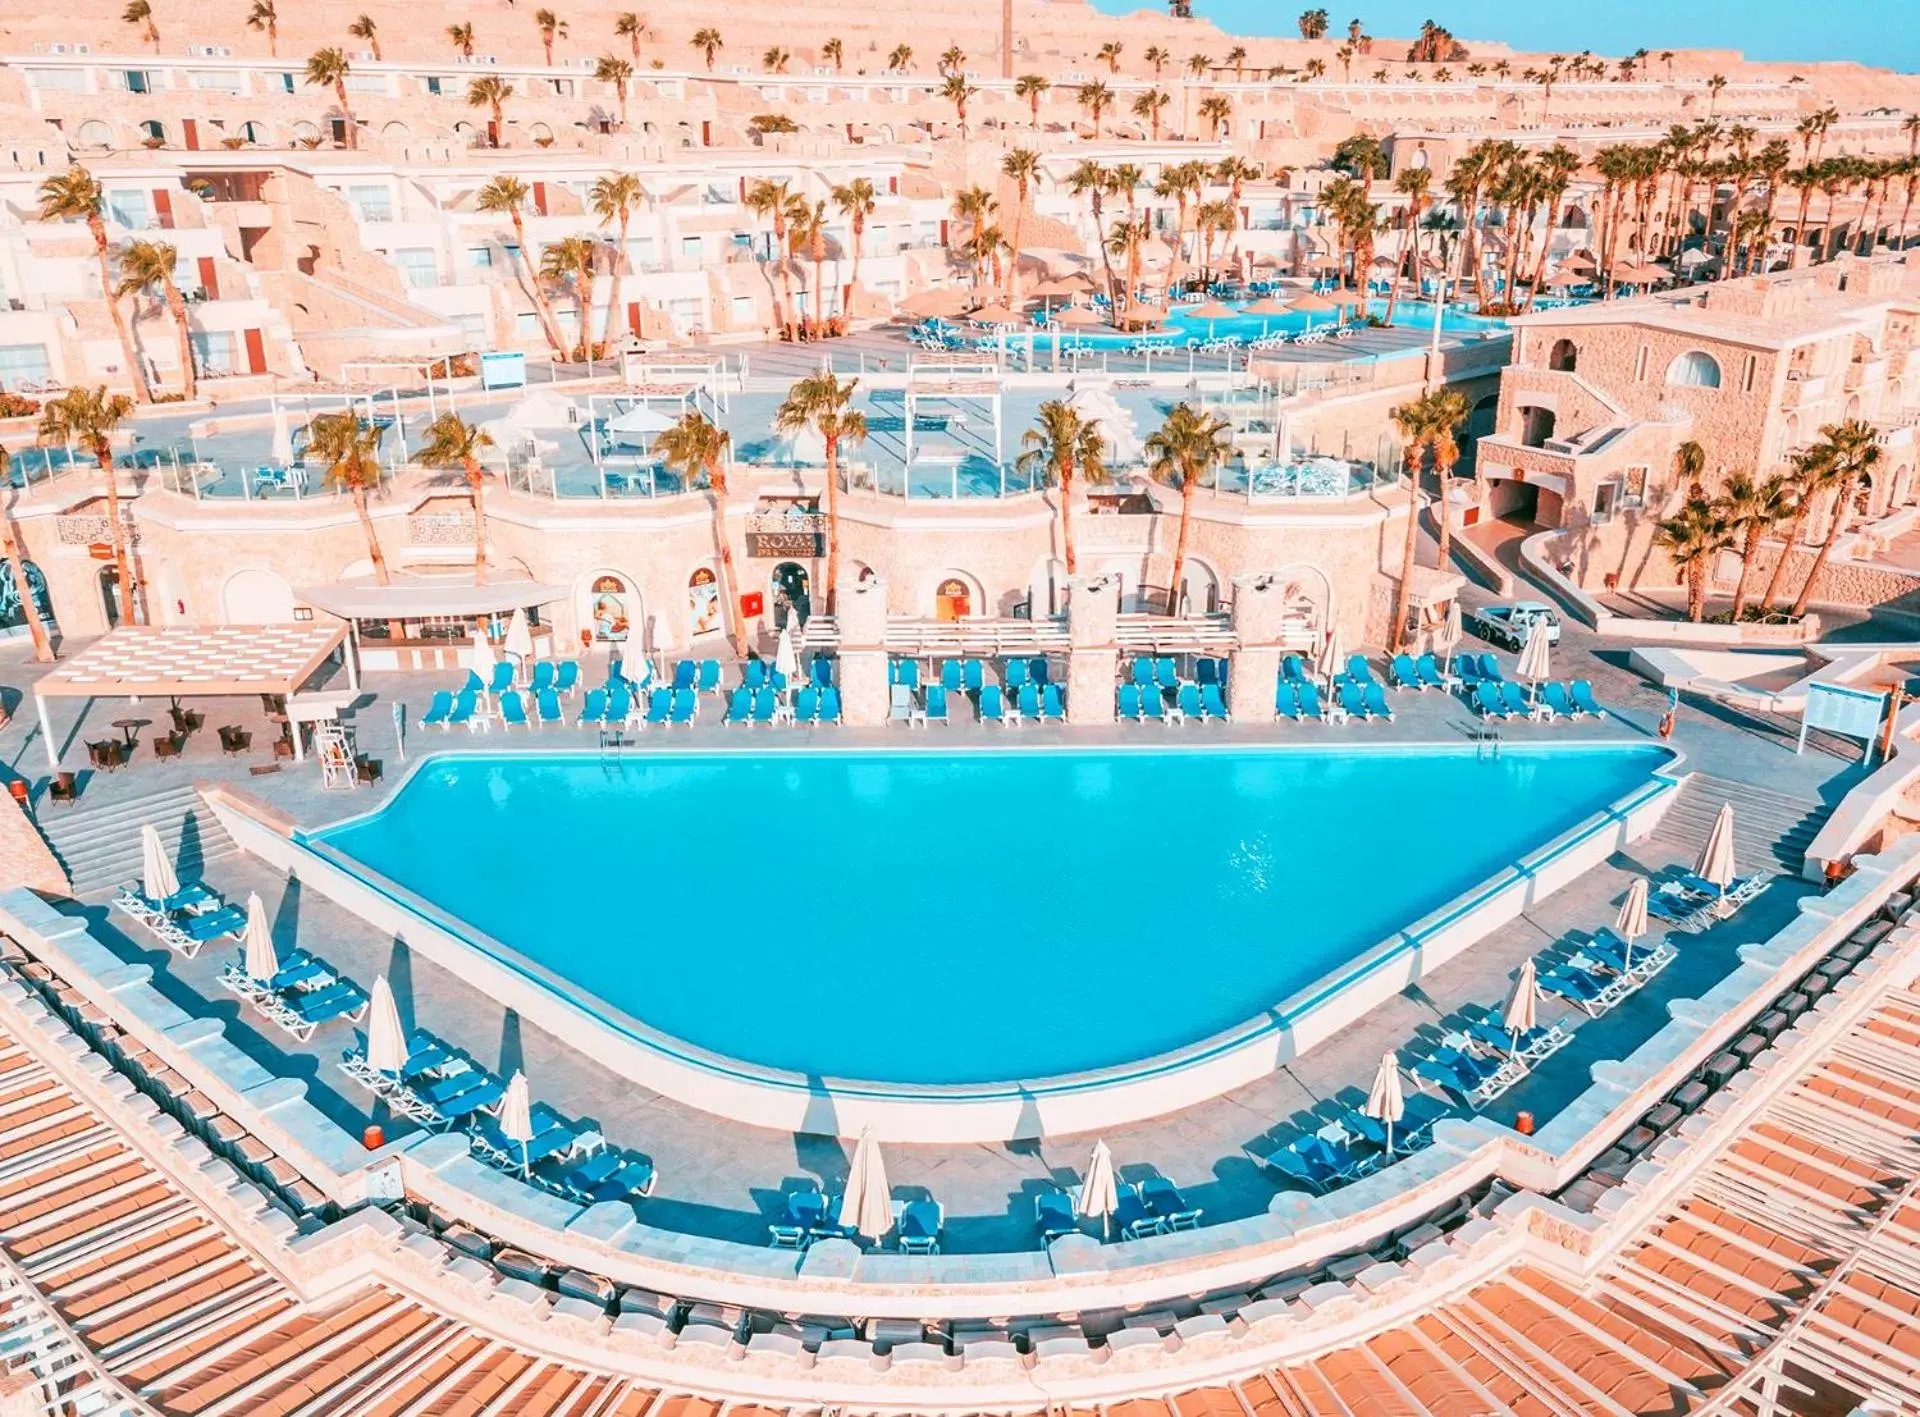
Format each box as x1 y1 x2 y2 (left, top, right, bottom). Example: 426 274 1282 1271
213 740 1681 1142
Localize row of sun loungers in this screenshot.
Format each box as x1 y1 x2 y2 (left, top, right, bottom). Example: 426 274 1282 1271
219 946 371 1041
1118 681 1229 722
1646 870 1771 934
112 879 247 959
727 685 846 724
1246 1095 1453 1194
1030 1176 1204 1244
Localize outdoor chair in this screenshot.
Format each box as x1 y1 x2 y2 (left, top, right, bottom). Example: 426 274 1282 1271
217 726 252 755
46 772 78 805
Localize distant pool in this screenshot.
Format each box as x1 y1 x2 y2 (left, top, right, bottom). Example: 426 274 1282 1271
314 745 1668 1087
1023 298 1506 350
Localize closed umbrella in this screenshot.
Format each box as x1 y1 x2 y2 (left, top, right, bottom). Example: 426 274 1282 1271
649 611 676 684
1434 599 1463 675
366 975 407 1074
1316 624 1346 690
1503 959 1539 1045
466 629 497 677
1615 877 1649 972
837 1127 895 1242
774 624 800 686
497 1070 534 1174
270 400 295 466
1077 1138 1119 1240
140 822 179 905
1365 1051 1406 1154
504 606 534 669
242 892 277 983
1696 804 1737 893
1516 625 1552 701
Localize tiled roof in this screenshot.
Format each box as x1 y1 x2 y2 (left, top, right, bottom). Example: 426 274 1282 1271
0 936 1918 1412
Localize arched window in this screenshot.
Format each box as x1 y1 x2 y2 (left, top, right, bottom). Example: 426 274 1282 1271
0 558 54 631
1547 338 1578 372
1665 350 1723 388
77 120 113 149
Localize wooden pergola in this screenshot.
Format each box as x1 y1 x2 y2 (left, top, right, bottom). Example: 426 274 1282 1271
31 623 356 769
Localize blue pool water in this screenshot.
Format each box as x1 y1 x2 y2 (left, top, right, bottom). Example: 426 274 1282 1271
1034 298 1507 350
315 745 1666 1085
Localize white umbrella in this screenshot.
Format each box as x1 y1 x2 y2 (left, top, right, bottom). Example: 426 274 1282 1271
504 606 534 665
1435 599 1463 674
466 629 498 677
497 1070 534 1174
1615 877 1649 971
1364 1051 1406 1154
837 1127 895 1242
1515 624 1553 699
774 624 799 684
649 611 676 682
241 892 277 982
366 975 407 1074
1696 804 1737 893
270 401 294 466
1503 958 1539 1044
606 403 674 447
1076 1139 1119 1240
140 822 180 904
1316 624 1346 689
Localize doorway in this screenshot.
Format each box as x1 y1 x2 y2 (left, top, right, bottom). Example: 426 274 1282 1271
771 562 811 628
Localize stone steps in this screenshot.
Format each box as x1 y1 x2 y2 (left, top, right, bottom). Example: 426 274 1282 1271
1648 773 1828 876
39 785 239 900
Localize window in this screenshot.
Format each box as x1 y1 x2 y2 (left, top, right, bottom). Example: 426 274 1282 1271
1742 353 1757 393
344 73 389 94
393 248 438 288
466 246 494 268
26 68 86 92
515 311 541 338
1593 480 1619 519
625 237 655 269
105 190 154 229
1666 350 1723 388
189 331 236 375
1547 338 1577 372
1623 466 1649 505
454 311 489 343
425 75 443 96
189 70 242 93
277 72 295 93
346 185 394 221
118 70 151 93
731 295 755 323
1633 344 1649 382
0 344 51 391
679 236 703 262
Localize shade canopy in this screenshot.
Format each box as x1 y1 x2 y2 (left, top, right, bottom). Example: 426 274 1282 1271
1503 959 1539 1038
1616 877 1650 941
774 626 800 679
366 976 407 1074
1030 273 1098 297
606 404 676 444
141 822 180 903
1053 304 1107 327
1516 625 1553 682
899 288 972 318
970 303 1023 325
1241 296 1294 315
1365 1051 1405 1124
1696 804 1738 889
296 576 565 622
38 624 348 707
504 606 535 660
838 1127 895 1241
1290 291 1344 312
1077 1139 1119 1224
242 892 277 982
498 1071 534 1144
1184 300 1238 319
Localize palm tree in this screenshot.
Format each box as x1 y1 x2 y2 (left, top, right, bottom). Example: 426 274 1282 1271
822 38 843 71
1655 498 1731 622
942 73 979 136
540 236 596 361
1298 8 1330 38
593 55 634 128
939 45 966 76
1523 144 1580 310
1383 167 1430 326
1015 74 1051 128
590 173 642 349
1224 45 1247 82
1717 470 1794 622
831 179 877 300
1425 388 1470 576
745 178 799 329
774 375 866 609
690 27 723 71
123 0 159 48
1198 94 1232 141
0 451 54 661
304 49 356 149
796 201 830 328
467 75 514 148
348 13 381 60
38 167 151 405
762 47 790 74
887 44 912 73
534 8 568 64
307 412 390 586
1132 88 1170 141
1789 421 1883 619
1076 81 1113 139
655 412 746 655
477 176 566 356
41 388 136 621
417 415 496 584
1760 445 1837 615
614 10 645 60
447 22 475 58
1067 161 1119 305
115 239 196 401
247 0 278 56
1097 41 1124 75
1385 395 1439 649
1143 403 1233 611
1001 147 1041 305
1671 439 1708 501
1017 400 1108 577
1145 46 1169 78
1705 73 1727 119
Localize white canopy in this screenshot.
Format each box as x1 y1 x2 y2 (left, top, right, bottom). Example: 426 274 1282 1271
1503 958 1539 1039
1516 625 1553 683
1076 1139 1119 1237
1365 1051 1406 1151
366 976 407 1074
498 1071 534 1171
1617 877 1649 941
141 822 179 903
837 1127 895 1241
606 404 675 447
1696 804 1737 890
497 389 583 430
242 892 277 981
504 606 535 662
774 625 799 681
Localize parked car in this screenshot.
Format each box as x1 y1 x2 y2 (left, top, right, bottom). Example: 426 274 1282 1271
1464 601 1562 650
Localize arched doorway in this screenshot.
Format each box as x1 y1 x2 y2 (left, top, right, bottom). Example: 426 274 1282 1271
770 562 811 627
1178 558 1220 615
0 558 55 634
933 575 974 621
1547 338 1578 372
1025 557 1066 617
98 566 123 628
221 568 296 623
687 565 722 639
1518 405 1556 448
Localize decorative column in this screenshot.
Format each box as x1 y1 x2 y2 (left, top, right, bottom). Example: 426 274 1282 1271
1227 571 1285 722
1064 573 1121 725
835 576 889 726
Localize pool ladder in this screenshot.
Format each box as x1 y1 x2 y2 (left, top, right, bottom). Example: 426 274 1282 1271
1470 723 1503 759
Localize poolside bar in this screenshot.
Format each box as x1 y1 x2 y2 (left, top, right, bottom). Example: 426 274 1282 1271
296 577 568 672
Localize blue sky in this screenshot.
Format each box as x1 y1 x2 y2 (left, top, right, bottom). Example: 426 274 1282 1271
1090 0 1917 74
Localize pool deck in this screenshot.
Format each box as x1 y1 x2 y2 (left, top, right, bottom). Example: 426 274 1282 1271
0 609 1869 1255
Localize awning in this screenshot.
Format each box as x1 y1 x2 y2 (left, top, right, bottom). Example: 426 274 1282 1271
295 577 568 621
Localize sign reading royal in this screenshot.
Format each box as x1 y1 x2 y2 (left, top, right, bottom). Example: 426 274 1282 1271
745 510 826 559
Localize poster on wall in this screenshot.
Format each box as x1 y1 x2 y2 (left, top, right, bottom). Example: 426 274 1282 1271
0 559 55 632
688 566 721 637
589 574 631 641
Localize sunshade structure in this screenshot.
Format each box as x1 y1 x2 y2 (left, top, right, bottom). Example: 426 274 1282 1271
498 1071 534 1174
605 403 675 448
1503 959 1539 1042
970 303 1023 326
504 606 535 663
1077 1138 1119 1239
1365 1052 1407 1153
241 893 277 983
366 976 407 1074
1616 877 1650 970
1516 626 1553 697
32 624 354 769
1316 624 1346 688
1053 304 1108 328
898 287 972 319
774 625 800 683
1696 804 1738 892
1434 599 1463 673
837 1127 895 1242
141 822 179 903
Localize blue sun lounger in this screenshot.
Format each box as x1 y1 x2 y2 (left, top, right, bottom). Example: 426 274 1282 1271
535 688 564 726
1201 683 1229 721
419 690 454 728
266 978 369 1041
1466 1017 1571 1068
1175 682 1202 721
794 686 818 722
940 659 964 692
726 687 753 724
1345 654 1378 689
891 658 920 690
672 659 696 691
487 662 514 695
1571 679 1605 717
447 689 481 730
498 690 528 728
1034 1188 1078 1242
1275 680 1300 720
576 688 607 726
1299 681 1330 721
1140 684 1166 722
923 684 949 723
537 1147 656 1203
1016 682 1041 721
963 659 986 693
606 682 634 726
1539 959 1619 1016
530 661 555 695
1390 653 1425 691
744 660 767 691
811 659 834 688
1155 657 1180 690
1338 681 1368 720
1282 654 1312 685
697 659 721 693
979 684 1006 724
819 686 842 723
644 687 671 726
1474 681 1510 719
1500 682 1543 720
1542 682 1577 719
1477 653 1506 683
1119 683 1143 721
556 661 579 695
670 687 698 725
1006 658 1029 691
1040 683 1063 720
1362 681 1393 721
1415 652 1455 690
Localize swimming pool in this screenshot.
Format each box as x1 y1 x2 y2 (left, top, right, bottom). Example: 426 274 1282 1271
1029 298 1507 350
313 744 1670 1094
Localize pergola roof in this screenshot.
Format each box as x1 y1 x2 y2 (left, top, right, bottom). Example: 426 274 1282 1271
295 578 566 622
35 624 349 701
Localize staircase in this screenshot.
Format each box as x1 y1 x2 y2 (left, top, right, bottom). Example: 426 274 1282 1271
39 785 241 900
1647 773 1830 877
